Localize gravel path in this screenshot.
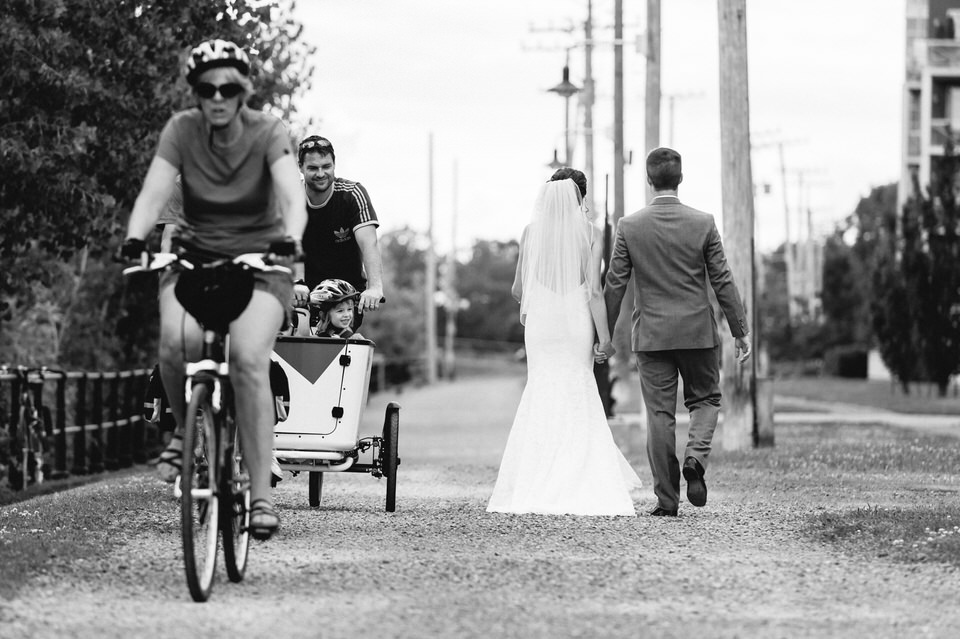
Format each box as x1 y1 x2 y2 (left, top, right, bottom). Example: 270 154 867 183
2 369 960 638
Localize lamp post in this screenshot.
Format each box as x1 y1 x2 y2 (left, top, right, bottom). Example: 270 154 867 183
547 148 565 170
548 57 580 165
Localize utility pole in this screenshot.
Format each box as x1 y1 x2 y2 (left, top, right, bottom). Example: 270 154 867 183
751 134 802 322
444 160 459 380
425 133 438 384
583 0 596 215
645 0 661 166
717 0 756 450
787 168 828 321
613 0 625 227
609 0 638 413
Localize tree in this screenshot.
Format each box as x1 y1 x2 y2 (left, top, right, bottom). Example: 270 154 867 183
869 158 960 396
820 231 871 348
454 240 522 346
901 154 960 395
871 241 916 392
758 246 791 362
362 227 428 381
0 0 314 367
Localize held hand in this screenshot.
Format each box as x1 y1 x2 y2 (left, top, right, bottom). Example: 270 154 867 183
594 340 615 363
358 285 384 313
735 334 752 364
292 283 310 307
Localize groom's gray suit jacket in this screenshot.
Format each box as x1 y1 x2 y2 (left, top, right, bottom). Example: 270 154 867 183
603 195 748 349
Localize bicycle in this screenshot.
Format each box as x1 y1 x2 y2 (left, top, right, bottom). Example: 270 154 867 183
124 250 291 602
1 365 56 490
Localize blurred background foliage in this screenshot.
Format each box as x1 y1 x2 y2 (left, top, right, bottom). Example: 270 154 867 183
0 0 313 368
1 1 957 396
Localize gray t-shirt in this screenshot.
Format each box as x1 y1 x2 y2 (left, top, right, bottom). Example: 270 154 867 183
156 107 293 255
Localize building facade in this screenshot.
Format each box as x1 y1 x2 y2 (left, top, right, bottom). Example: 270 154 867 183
901 0 960 208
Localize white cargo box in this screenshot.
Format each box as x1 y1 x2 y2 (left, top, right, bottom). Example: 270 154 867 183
271 336 374 453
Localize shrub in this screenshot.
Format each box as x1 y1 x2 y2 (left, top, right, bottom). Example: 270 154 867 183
823 345 868 378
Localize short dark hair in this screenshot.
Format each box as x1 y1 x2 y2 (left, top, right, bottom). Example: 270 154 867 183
298 135 335 165
646 147 682 190
548 167 587 198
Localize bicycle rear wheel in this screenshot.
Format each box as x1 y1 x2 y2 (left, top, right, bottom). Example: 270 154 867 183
221 403 250 583
181 382 220 602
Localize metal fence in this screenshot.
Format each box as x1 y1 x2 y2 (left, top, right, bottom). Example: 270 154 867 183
0 368 157 491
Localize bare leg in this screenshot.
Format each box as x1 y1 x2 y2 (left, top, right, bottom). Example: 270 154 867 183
228 290 285 510
156 284 202 481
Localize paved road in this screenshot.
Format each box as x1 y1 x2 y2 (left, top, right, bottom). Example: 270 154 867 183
359 372 526 467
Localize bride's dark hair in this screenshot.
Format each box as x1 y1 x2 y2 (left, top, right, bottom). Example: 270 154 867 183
548 167 587 198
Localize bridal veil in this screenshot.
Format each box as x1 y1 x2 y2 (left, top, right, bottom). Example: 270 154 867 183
519 179 595 326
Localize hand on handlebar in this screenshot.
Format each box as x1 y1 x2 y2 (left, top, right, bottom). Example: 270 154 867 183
267 237 303 261
358 285 384 313
292 283 310 307
118 237 148 263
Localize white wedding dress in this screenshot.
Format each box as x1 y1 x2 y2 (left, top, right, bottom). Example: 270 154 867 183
487 279 641 516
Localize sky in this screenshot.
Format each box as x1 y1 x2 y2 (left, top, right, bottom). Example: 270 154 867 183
291 0 904 254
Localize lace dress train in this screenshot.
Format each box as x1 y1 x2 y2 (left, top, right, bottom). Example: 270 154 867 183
487 285 640 516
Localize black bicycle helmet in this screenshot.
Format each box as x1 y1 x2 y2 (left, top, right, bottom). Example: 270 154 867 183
309 279 360 310
185 39 250 85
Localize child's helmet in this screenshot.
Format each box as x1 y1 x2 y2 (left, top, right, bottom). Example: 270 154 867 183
309 279 360 310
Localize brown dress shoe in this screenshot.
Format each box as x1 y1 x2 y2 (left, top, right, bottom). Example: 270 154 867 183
683 457 707 507
649 506 678 517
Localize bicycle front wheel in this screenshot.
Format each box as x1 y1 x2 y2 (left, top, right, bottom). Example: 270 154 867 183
221 403 250 583
181 382 220 602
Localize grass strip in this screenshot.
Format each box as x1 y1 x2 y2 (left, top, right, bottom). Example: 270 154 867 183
809 505 960 566
0 473 166 600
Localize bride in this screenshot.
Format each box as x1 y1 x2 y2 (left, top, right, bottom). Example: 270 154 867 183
487 170 641 516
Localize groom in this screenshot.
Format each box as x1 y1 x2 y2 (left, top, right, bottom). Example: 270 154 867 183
604 147 751 517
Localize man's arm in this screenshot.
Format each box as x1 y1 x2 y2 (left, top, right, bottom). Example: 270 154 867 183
270 153 307 243
355 224 383 312
703 221 748 339
603 223 631 337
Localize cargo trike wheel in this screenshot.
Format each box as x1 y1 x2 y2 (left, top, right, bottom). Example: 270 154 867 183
308 471 323 507
381 402 400 512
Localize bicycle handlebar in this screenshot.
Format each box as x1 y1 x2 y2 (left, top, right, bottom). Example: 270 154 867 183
122 252 292 277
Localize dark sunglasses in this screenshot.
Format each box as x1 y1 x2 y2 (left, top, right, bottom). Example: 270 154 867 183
298 138 332 153
195 82 244 100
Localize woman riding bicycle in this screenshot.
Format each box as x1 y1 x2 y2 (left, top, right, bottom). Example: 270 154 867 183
122 39 306 539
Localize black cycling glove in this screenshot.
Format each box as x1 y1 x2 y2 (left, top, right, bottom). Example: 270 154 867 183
118 237 148 261
268 237 303 260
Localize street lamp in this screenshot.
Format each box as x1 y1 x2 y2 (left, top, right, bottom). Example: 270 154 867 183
547 148 564 170
547 62 580 165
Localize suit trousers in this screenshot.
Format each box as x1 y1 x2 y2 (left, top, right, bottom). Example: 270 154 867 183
636 347 721 510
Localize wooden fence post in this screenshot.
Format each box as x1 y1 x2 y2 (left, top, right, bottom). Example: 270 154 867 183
117 372 133 468
72 374 88 476
51 372 68 480
131 371 148 464
89 374 104 474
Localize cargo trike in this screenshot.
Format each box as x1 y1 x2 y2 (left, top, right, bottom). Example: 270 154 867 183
271 334 400 511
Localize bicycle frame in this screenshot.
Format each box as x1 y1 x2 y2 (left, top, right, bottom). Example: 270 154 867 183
125 251 286 601
2 366 54 489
